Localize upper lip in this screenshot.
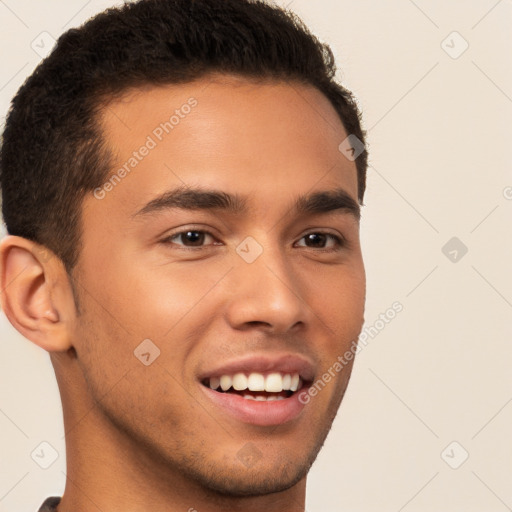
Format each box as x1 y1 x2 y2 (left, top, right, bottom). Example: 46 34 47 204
198 353 316 382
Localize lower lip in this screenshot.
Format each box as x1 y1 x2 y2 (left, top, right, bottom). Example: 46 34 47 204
200 384 308 426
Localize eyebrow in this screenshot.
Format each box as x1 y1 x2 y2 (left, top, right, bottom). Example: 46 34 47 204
133 185 360 220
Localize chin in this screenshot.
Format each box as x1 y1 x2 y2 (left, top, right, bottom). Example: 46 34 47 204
174 440 323 499
193 462 309 497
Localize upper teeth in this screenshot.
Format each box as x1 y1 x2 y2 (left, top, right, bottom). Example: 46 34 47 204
209 372 301 392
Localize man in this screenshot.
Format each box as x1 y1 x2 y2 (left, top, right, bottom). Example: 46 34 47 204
0 0 367 510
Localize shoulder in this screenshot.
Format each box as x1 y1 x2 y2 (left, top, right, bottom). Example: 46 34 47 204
37 497 61 512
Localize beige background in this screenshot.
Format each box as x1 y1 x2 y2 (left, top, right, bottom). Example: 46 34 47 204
1 1 511 511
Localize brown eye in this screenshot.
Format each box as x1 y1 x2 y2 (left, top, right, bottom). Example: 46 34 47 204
296 232 344 250
164 230 217 247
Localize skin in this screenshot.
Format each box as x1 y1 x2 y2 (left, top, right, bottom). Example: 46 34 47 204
0 74 365 512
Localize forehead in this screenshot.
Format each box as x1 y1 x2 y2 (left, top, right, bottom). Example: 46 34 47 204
93 75 358 219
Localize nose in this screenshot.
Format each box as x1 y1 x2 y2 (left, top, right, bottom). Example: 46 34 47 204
224 243 310 334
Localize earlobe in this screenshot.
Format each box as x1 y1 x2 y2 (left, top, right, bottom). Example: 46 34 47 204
0 235 75 352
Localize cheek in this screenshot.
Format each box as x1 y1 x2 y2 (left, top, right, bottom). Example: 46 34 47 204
72 293 195 433
72 299 135 397
80 249 230 341
309 263 366 340
115 258 232 339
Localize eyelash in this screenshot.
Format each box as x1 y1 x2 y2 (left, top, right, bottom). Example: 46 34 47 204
161 228 347 252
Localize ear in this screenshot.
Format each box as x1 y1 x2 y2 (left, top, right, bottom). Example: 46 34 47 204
0 235 76 352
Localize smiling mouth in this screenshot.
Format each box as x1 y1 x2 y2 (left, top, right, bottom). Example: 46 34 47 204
201 371 308 401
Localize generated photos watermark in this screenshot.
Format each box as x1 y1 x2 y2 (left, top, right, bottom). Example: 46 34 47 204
298 301 403 404
94 97 198 200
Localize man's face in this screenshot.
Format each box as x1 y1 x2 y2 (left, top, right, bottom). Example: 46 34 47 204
69 75 365 495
